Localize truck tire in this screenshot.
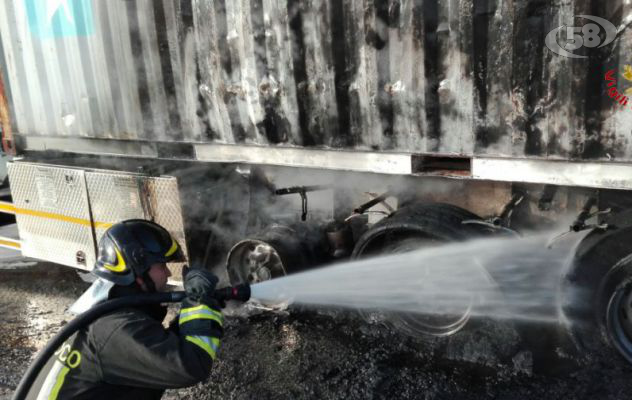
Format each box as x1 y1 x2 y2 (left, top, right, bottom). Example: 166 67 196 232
352 203 496 257
351 202 499 337
560 225 632 363
601 254 632 364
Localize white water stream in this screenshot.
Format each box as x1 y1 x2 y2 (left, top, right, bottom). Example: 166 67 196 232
249 232 583 323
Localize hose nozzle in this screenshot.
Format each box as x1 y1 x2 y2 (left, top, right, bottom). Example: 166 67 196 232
214 283 251 303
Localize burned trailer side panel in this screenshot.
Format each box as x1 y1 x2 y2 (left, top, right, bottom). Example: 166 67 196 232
0 0 200 141
0 1 47 137
604 1 632 160
436 0 475 154
192 0 234 142
192 0 631 158
3 1 632 163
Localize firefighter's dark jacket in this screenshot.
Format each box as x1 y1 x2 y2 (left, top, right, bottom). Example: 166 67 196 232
28 285 223 400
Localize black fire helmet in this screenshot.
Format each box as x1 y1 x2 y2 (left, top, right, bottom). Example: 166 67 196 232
93 219 184 285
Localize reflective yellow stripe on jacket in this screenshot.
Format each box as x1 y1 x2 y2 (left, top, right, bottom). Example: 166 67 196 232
179 304 222 360
185 336 220 360
47 367 70 400
179 305 223 326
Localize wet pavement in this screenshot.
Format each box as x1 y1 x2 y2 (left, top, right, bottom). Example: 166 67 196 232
1 261 632 399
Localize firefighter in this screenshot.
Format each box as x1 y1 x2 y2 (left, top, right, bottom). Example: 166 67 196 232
29 219 223 400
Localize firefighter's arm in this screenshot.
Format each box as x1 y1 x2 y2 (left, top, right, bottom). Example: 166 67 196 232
177 268 225 365
97 307 222 389
99 269 223 388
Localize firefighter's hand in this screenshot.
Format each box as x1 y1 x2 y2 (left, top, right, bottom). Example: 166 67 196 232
183 266 220 308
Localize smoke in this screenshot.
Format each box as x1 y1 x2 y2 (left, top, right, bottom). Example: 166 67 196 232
254 164 511 223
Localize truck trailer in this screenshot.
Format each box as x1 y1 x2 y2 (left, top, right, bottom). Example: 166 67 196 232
2 0 632 364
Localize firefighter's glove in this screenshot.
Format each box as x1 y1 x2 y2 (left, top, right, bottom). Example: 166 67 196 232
180 267 224 343
183 267 221 309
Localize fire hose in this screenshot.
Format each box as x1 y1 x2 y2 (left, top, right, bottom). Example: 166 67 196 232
11 284 251 400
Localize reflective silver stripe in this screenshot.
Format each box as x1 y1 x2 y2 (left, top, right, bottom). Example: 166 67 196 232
185 335 221 360
36 360 65 400
179 304 222 319
192 335 219 353
179 305 223 326
179 308 222 321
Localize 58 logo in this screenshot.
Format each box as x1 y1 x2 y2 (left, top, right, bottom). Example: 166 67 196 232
545 15 616 58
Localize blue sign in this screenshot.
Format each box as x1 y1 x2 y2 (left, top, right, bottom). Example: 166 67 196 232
25 0 94 39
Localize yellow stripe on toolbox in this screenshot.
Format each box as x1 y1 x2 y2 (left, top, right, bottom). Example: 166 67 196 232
17 207 93 226
1 202 112 229
0 238 20 249
0 201 16 214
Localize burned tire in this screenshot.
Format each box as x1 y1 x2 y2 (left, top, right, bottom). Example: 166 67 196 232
226 224 328 286
602 255 632 364
379 236 476 336
226 225 300 286
351 203 498 337
352 203 496 257
560 225 632 363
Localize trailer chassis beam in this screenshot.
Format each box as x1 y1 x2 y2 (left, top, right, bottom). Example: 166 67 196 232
16 135 632 191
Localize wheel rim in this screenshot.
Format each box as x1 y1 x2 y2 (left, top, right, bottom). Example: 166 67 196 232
362 235 477 337
390 301 473 337
227 239 286 285
606 284 632 363
388 256 481 337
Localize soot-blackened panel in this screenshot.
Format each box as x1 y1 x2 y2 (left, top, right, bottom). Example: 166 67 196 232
2 0 631 162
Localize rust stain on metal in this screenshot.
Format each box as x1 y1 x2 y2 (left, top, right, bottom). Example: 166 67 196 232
0 67 14 155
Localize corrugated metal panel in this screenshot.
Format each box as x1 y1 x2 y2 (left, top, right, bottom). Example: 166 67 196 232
1 1 631 161
0 0 199 141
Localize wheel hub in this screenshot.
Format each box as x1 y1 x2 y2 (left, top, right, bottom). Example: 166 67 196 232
358 234 484 337
228 240 286 285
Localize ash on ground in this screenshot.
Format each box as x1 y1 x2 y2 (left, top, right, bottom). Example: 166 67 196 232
1 263 631 400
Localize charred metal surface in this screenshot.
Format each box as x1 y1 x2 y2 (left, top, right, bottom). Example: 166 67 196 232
152 0 182 141
473 0 490 150
193 0 230 142
374 1 394 149
580 1 614 160
412 155 471 174
156 142 195 159
2 0 632 161
330 0 351 147
599 1 630 160
423 0 441 151
250 0 286 144
288 1 311 146
543 0 575 159
126 0 153 140
512 1 546 156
